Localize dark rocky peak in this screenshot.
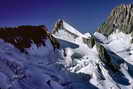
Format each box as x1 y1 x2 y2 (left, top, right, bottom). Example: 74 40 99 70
52 19 64 34
97 4 133 35
0 25 60 53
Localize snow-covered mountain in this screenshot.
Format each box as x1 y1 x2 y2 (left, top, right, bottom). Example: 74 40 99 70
51 4 133 89
1 4 133 89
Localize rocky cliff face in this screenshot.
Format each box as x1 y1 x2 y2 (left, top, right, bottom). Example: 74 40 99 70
97 4 133 35
0 25 60 53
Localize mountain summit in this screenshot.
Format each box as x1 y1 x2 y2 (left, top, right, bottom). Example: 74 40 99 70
98 4 133 35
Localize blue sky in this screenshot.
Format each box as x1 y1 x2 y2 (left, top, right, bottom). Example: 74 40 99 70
0 0 132 33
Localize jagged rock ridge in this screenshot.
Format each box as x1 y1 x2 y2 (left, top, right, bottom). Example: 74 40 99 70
0 25 60 53
97 4 133 35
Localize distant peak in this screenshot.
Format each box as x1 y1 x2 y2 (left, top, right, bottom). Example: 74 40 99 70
57 19 64 23
118 4 133 8
111 4 133 16
97 4 133 35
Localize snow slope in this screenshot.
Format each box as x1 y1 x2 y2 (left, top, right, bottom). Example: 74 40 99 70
52 21 133 89
0 37 101 89
0 39 70 89
0 24 98 89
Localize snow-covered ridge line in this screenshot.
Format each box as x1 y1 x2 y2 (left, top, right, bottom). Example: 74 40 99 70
52 19 91 46
52 19 83 36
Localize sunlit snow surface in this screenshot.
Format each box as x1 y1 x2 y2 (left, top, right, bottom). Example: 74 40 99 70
1 21 133 89
53 22 133 89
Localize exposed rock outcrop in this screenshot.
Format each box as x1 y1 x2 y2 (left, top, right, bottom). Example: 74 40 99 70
0 25 60 53
96 43 119 72
82 35 96 48
97 4 133 35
